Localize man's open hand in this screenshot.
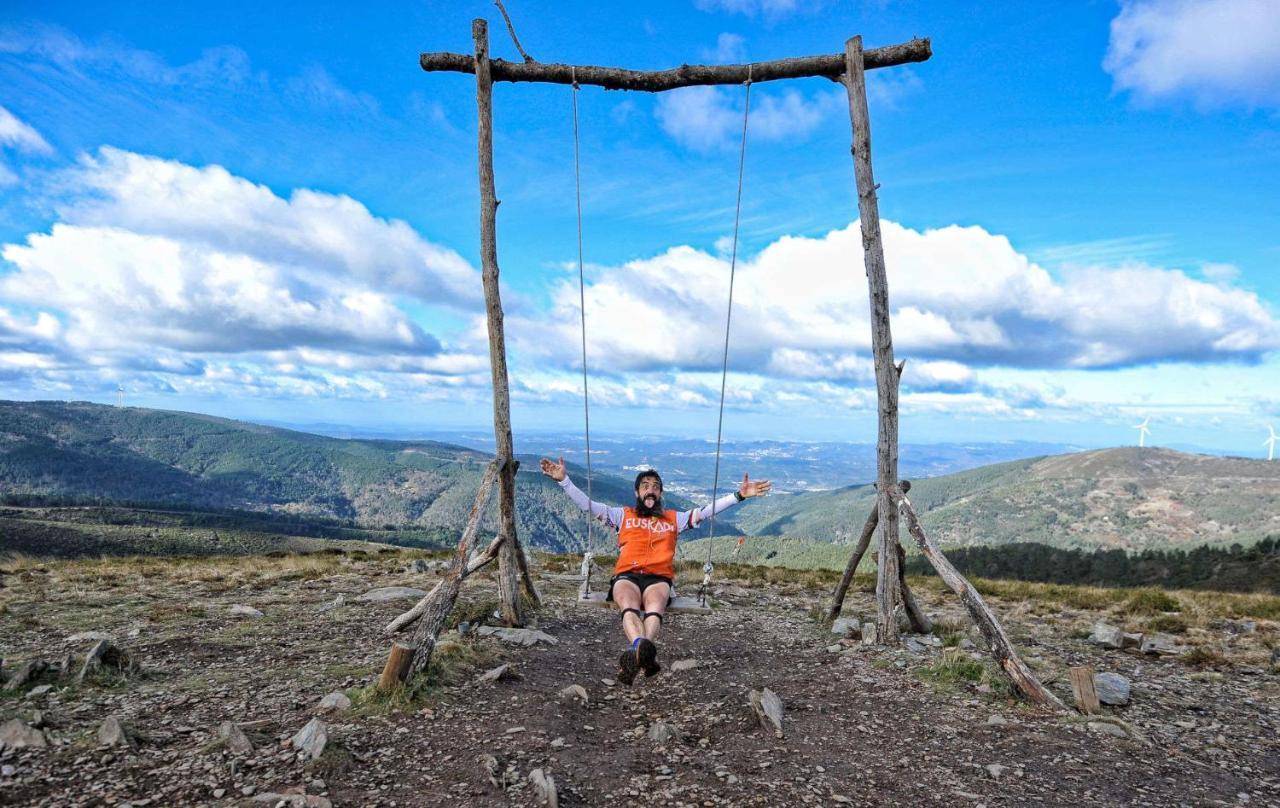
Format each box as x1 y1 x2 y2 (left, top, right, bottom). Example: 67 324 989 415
539 456 567 482
739 473 772 499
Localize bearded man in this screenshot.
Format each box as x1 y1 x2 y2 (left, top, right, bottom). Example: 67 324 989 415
539 457 771 684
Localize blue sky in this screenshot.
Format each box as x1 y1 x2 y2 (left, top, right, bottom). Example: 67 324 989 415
1 0 1278 455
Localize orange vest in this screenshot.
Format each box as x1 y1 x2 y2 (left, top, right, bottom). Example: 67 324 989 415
614 507 679 579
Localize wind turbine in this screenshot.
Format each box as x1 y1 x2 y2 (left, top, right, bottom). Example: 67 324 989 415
1265 425 1278 461
1133 417 1151 448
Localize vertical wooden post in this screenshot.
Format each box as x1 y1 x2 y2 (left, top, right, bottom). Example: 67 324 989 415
843 35 902 644
473 18 524 626
1069 667 1101 715
379 642 416 690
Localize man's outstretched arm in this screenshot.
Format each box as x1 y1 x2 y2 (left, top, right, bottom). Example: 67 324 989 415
539 456 624 529
680 472 772 531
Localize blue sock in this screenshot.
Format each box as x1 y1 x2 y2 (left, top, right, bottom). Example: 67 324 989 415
632 637 643 650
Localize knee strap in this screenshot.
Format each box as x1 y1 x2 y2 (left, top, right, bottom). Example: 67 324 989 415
643 611 664 623
621 607 644 622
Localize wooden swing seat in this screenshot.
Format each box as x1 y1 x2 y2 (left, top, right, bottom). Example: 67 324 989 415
576 590 713 615
573 553 712 614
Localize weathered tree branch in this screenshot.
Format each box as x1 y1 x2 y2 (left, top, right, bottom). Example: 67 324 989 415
420 38 931 91
386 534 506 635
472 19 527 627
493 1 535 63
845 35 903 645
375 459 498 681
826 478 911 623
893 491 1066 710
896 541 932 634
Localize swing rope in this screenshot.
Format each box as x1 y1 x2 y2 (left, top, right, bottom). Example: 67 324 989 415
571 67 601 557
570 68 754 600
698 67 753 605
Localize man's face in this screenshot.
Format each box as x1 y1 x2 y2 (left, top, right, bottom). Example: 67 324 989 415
636 477 662 511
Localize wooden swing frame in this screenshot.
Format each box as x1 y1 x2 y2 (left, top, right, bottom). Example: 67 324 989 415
393 17 1065 710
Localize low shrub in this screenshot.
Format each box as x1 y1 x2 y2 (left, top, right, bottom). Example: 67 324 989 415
1124 588 1182 615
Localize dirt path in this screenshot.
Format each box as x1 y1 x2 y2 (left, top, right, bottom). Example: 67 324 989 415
1 556 1277 806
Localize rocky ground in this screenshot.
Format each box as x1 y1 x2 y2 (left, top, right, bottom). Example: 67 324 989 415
1 550 1278 807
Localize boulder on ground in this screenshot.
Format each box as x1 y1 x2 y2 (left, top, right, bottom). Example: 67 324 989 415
860 623 877 646
76 640 135 685
748 687 785 738
528 767 558 807
316 692 352 713
355 586 428 603
251 794 332 808
831 617 858 637
557 684 588 704
0 719 47 751
1087 720 1128 738
228 605 264 618
317 594 345 614
3 660 47 691
475 626 558 647
65 631 114 645
1140 634 1182 656
291 717 328 760
1088 622 1124 650
1094 672 1131 706
648 720 679 745
218 721 254 755
97 715 136 750
474 664 516 685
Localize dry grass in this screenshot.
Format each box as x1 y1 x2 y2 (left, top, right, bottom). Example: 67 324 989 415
1123 588 1183 615
348 637 499 716
1181 645 1232 670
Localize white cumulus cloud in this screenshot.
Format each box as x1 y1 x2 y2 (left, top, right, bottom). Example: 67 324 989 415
1104 0 1280 108
0 148 492 401
511 220 1280 385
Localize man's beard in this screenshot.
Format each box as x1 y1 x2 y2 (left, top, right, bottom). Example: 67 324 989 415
635 493 663 517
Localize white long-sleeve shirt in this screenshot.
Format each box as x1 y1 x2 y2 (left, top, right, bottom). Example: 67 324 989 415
557 476 741 534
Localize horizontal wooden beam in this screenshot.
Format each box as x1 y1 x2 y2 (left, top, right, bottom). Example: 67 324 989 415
419 38 930 92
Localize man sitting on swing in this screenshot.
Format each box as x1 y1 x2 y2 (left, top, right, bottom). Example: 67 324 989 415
539 457 771 684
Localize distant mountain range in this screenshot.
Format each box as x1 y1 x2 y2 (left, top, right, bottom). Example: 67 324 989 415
1 400 1277 558
295 425 1082 497
0 400 699 553
730 447 1280 551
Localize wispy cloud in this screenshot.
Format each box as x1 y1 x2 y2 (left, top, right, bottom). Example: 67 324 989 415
700 33 747 64
1104 0 1280 109
0 105 54 155
694 0 816 20
1029 234 1173 267
0 23 374 118
655 85 839 151
0 24 253 88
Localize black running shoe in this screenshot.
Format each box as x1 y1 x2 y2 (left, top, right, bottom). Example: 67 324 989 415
637 638 661 677
617 647 640 686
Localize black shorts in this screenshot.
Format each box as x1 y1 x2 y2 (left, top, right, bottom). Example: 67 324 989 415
607 572 673 603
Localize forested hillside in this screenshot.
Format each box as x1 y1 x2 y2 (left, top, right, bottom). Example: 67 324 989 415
731 447 1280 552
0 400 713 553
